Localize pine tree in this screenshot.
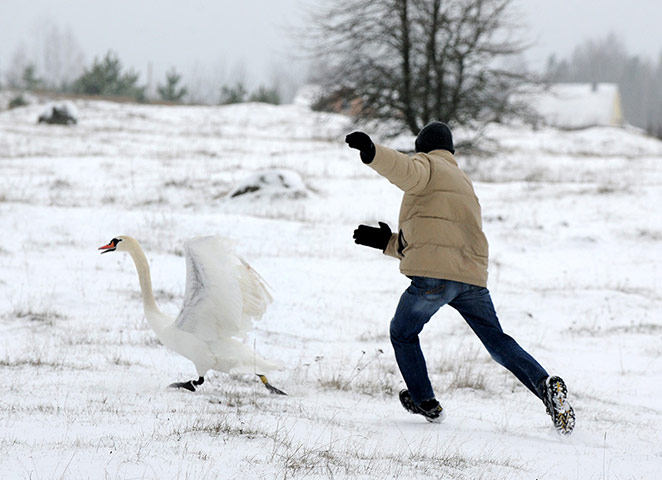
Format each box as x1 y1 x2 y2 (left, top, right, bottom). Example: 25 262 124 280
73 51 145 101
249 85 281 105
22 64 43 90
157 68 188 102
219 82 247 104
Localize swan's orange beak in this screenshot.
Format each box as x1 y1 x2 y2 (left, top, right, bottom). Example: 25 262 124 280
98 242 115 254
99 237 122 254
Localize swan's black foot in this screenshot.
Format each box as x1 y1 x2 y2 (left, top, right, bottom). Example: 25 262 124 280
256 374 287 395
169 376 204 392
169 381 196 391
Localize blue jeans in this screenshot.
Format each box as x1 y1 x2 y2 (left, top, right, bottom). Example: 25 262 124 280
390 276 548 405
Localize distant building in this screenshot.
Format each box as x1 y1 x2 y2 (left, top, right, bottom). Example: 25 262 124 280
529 83 624 129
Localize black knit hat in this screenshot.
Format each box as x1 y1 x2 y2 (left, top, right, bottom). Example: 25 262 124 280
415 121 454 154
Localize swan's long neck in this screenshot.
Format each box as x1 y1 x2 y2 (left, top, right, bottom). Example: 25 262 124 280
126 243 167 331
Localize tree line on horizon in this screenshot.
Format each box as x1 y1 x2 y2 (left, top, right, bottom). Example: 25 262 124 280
4 50 282 106
2 1 660 138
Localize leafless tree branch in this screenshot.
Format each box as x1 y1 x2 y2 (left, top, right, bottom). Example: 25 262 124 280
307 0 533 136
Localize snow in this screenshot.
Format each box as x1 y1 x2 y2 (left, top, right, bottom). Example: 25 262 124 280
1 99 661 479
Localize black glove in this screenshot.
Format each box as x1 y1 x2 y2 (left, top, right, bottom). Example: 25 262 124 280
345 131 376 164
353 222 392 251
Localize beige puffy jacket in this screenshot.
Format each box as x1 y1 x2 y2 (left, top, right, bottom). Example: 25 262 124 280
369 144 489 287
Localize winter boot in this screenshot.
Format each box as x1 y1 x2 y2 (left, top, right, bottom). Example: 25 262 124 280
399 389 445 423
541 376 575 435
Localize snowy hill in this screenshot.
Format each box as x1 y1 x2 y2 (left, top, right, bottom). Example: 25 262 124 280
1 99 661 479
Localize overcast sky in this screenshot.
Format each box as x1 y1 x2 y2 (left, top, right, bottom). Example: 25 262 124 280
0 0 660 99
520 0 661 67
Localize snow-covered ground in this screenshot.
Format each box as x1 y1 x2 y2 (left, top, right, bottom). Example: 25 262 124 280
1 99 661 479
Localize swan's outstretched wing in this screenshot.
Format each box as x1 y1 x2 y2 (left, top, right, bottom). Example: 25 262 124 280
174 236 271 341
236 256 273 321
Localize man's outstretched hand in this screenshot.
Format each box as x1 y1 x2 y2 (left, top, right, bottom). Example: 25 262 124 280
345 131 376 164
353 222 392 251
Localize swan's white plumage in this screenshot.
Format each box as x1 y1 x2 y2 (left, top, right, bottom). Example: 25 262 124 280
105 234 280 379
177 236 249 340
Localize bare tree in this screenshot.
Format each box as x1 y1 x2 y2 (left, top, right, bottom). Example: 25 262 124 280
309 0 530 135
5 43 29 88
4 21 85 91
41 24 85 90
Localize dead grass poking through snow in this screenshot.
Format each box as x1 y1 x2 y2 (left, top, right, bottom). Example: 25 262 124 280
430 346 491 392
315 349 399 397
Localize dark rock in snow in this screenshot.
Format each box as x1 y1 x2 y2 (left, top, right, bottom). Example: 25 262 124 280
38 103 78 125
228 169 308 199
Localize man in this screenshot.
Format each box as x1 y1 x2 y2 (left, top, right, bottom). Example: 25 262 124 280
345 122 575 435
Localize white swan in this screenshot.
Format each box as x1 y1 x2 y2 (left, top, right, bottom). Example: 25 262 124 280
98 235 285 394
